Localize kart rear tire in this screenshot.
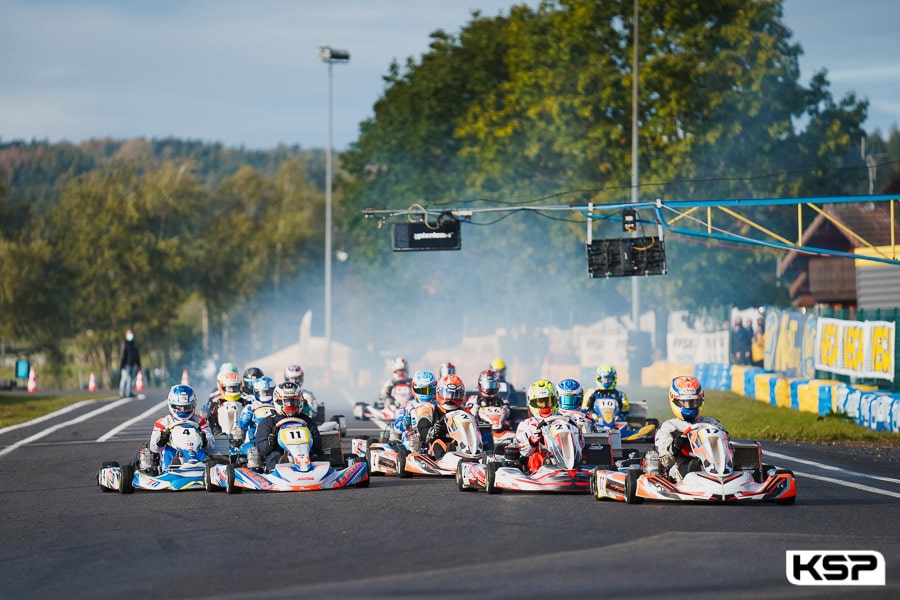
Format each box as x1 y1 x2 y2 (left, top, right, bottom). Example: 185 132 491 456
204 459 220 492
624 468 642 504
397 448 411 479
590 469 602 501
774 468 796 505
225 464 241 494
354 458 370 488
486 462 502 495
118 464 135 495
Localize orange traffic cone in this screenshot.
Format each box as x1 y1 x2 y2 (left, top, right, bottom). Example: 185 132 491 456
26 366 37 393
181 369 190 385
88 372 98 392
134 369 145 392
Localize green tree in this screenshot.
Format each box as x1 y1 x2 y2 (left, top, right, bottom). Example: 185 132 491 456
49 164 200 385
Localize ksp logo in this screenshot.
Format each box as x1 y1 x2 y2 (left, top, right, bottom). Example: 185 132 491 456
786 550 885 586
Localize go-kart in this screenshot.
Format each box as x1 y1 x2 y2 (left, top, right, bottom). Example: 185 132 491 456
205 417 369 493
456 416 601 493
98 422 209 494
469 398 517 450
588 396 658 442
351 409 483 477
352 382 412 431
590 422 797 504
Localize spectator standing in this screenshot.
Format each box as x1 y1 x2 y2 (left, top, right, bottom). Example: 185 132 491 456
751 317 766 367
729 318 748 364
119 329 142 398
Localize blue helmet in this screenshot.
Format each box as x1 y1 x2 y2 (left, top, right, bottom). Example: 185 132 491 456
556 378 584 411
253 376 276 405
411 370 437 403
168 384 197 420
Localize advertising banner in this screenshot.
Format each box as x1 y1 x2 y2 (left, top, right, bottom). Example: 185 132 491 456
815 318 895 381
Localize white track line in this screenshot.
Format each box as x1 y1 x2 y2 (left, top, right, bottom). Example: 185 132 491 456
791 470 900 499
765 450 900 485
96 400 167 442
0 397 133 458
0 400 97 435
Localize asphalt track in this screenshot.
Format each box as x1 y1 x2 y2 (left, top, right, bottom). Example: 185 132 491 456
1 388 897 599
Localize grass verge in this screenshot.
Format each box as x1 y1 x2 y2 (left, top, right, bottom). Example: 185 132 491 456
0 391 119 429
639 387 899 447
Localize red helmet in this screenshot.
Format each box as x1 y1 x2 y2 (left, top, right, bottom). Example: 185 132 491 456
477 369 500 398
435 374 465 412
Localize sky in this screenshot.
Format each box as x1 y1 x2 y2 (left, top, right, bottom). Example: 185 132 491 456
1 0 898 152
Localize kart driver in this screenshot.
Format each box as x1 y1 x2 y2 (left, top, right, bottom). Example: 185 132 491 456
424 374 467 459
394 370 437 443
256 381 323 472
655 375 725 482
515 379 569 474
235 376 277 446
467 369 512 445
379 356 411 407
583 364 631 417
150 384 215 471
205 364 242 436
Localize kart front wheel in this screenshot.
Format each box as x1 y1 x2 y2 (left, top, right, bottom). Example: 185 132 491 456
225 464 241 494
204 460 220 492
397 448 411 479
624 468 643 504
118 464 135 495
486 462 502 495
456 461 475 492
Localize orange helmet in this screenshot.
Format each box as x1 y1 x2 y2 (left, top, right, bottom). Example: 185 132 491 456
669 375 704 422
435 374 465 412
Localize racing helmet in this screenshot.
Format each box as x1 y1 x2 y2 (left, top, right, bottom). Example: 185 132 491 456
412 370 437 403
669 375 704 422
300 390 317 415
242 366 264 395
217 369 242 402
252 376 276 405
490 358 507 379
477 369 500 398
392 356 409 378
435 374 465 412
439 362 456 378
284 364 304 386
526 379 558 419
168 384 197 421
218 362 239 377
595 364 617 391
274 381 302 416
556 378 584 411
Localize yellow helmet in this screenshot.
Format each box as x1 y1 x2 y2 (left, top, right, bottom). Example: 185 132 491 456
490 358 507 378
526 379 558 419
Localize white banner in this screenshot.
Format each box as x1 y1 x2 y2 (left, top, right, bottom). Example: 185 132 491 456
666 331 730 364
815 318 895 381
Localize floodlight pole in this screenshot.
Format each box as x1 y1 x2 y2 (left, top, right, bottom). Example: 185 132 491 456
630 0 640 330
318 44 349 386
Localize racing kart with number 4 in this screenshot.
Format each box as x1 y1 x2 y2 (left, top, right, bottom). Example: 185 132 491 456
98 422 209 494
